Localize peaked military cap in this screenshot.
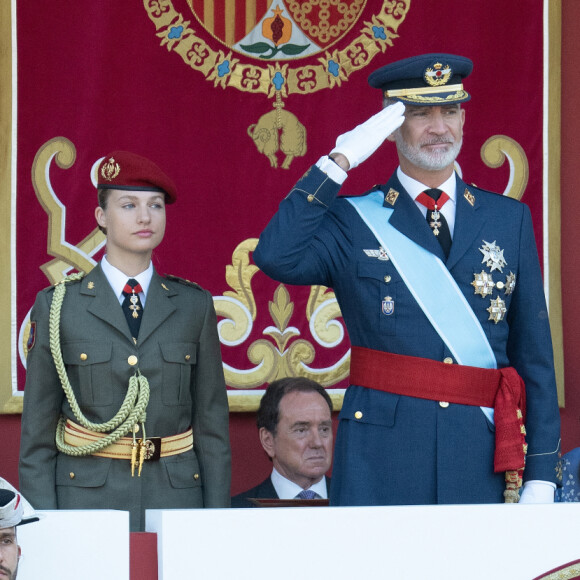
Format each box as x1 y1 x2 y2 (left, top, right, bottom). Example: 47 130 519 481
368 53 473 106
97 150 177 204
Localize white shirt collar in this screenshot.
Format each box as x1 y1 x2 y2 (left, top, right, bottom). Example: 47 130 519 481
270 468 328 499
396 167 457 203
101 255 153 305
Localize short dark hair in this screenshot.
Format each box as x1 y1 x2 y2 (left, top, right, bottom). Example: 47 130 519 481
257 377 333 435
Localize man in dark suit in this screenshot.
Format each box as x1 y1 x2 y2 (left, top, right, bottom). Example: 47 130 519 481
232 378 333 507
19 151 231 531
253 53 561 506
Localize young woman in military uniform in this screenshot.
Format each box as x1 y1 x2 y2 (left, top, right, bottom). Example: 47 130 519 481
19 151 231 530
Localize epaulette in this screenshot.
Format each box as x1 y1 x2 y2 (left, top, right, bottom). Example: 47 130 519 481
54 272 86 286
164 274 202 290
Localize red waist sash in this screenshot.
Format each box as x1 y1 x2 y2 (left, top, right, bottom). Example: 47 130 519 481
349 346 527 474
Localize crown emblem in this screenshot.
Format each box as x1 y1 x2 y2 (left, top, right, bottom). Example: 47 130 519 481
424 62 452 87
100 157 120 181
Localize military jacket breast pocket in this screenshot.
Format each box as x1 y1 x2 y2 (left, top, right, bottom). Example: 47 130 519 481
61 341 113 407
160 342 197 406
357 259 400 336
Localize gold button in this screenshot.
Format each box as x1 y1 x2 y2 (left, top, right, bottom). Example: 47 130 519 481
307 194 314 202
384 275 391 283
69 472 75 479
354 411 363 419
439 401 450 408
133 424 140 433
193 473 200 480
443 357 453 364
185 354 191 361
128 355 138 366
80 353 88 361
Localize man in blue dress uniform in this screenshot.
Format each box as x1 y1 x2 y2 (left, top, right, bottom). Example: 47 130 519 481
253 53 561 505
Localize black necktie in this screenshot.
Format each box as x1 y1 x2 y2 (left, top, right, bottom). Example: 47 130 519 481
422 188 452 258
122 279 143 339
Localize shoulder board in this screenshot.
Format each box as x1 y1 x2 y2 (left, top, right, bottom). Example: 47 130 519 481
54 272 86 286
164 274 202 290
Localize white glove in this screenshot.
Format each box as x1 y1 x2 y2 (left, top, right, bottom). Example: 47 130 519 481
518 480 556 504
330 101 405 169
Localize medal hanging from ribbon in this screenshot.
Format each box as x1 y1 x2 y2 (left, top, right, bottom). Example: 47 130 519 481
416 189 452 257
122 279 144 338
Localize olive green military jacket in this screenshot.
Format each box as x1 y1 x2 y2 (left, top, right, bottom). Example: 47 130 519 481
19 264 231 531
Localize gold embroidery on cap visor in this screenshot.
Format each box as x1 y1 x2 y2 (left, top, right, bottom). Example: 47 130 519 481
384 84 469 104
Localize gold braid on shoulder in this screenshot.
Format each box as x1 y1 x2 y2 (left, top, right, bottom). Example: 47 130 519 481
50 273 150 457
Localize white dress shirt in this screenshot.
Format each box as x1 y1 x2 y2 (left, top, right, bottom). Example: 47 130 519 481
100 255 153 306
270 468 328 500
396 167 457 238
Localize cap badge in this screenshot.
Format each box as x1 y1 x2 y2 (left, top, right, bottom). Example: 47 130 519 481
101 157 120 182
424 62 452 87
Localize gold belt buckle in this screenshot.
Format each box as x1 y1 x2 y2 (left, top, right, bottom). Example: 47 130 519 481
143 437 162 461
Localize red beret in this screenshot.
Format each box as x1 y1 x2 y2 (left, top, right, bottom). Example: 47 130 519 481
97 151 177 204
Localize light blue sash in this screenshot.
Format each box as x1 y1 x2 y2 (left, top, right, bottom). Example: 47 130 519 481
347 191 497 370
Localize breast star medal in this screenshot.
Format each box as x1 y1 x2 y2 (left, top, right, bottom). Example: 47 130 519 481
505 272 516 295
479 240 507 273
487 297 507 323
472 271 495 297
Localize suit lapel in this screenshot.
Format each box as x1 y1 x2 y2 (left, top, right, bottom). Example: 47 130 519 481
378 177 446 261
445 177 485 271
81 265 133 341
137 271 177 344
81 265 177 344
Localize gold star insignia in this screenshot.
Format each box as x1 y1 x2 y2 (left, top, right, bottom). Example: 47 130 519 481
471 271 495 297
487 296 507 323
87 281 95 290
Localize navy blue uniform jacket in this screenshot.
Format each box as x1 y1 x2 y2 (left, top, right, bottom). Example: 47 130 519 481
254 165 561 505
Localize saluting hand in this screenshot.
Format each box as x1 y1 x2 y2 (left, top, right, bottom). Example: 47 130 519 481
330 101 405 171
